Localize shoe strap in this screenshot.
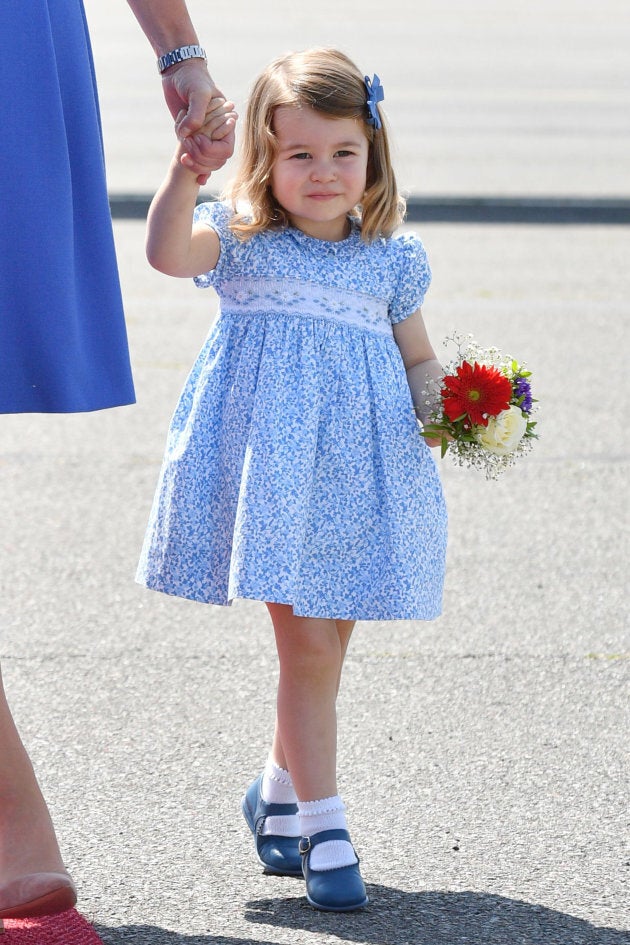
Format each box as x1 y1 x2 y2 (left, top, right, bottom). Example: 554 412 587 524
259 800 298 817
255 799 298 834
299 828 351 854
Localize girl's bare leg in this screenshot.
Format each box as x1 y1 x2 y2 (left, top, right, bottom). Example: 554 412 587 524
267 604 355 801
270 617 355 774
265 606 367 908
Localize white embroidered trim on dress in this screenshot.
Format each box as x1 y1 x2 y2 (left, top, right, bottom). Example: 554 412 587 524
219 277 392 337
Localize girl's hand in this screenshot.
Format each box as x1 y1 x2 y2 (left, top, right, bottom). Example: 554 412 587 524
179 97 237 184
421 430 453 451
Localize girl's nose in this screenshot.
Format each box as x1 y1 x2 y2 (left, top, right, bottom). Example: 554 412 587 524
310 160 336 182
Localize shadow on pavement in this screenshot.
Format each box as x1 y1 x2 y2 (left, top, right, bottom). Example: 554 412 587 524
245 886 628 944
95 932 275 945
95 886 629 945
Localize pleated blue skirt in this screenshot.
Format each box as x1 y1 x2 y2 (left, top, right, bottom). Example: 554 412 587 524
0 0 135 413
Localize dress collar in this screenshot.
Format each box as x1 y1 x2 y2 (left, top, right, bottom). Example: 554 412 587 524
285 217 361 253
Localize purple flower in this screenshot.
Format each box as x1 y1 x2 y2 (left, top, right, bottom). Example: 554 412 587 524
513 376 533 413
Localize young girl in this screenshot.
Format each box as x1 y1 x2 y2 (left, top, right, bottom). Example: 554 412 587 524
137 47 447 912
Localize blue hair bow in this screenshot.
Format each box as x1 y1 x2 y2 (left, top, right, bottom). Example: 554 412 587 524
364 74 384 130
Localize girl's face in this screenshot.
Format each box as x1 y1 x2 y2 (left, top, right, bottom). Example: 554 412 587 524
270 106 369 242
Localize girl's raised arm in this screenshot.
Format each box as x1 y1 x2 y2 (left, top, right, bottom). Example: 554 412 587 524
146 96 235 277
146 154 221 278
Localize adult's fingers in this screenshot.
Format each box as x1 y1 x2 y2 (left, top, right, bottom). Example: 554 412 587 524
176 89 215 138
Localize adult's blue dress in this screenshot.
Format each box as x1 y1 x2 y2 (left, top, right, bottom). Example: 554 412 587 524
0 0 135 413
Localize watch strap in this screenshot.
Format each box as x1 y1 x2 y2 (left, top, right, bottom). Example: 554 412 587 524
157 45 207 74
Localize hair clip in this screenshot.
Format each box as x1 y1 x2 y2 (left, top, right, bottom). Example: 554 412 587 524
364 74 384 129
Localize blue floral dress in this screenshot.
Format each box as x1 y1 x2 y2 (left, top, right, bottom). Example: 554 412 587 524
137 202 447 621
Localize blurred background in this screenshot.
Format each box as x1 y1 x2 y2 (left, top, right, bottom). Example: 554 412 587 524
85 0 630 200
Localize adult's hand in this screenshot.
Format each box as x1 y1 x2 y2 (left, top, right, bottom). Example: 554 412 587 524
127 0 226 140
162 60 236 181
161 59 220 134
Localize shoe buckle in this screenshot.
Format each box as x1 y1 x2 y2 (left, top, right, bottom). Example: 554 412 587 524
298 836 311 856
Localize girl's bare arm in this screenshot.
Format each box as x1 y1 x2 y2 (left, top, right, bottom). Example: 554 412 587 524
146 155 220 278
393 308 444 445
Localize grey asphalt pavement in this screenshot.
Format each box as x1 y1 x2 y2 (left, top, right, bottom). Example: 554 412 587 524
2 221 627 944
1 2 629 944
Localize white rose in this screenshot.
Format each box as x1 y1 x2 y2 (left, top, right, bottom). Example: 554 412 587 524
476 404 527 455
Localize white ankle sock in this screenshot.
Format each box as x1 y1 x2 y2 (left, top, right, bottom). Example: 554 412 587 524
260 758 299 837
298 795 357 870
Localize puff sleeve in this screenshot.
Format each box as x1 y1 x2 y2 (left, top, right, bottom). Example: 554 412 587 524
192 200 239 288
388 233 432 325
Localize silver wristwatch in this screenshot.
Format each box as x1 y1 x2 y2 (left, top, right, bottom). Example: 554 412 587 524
157 45 207 74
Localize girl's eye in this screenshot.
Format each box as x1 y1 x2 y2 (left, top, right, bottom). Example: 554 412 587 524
290 152 311 160
335 150 354 158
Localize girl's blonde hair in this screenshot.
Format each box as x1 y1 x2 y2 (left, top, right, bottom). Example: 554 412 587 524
224 48 406 243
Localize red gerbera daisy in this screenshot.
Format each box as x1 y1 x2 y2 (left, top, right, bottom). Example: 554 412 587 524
441 361 512 427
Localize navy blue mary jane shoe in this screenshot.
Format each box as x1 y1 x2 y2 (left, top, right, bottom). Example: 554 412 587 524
241 775 303 877
300 829 369 912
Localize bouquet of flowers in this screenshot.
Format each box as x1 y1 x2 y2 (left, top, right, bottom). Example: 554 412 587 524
421 333 538 479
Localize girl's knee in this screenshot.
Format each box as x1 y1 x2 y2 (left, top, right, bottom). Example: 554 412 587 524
270 608 342 677
293 629 340 675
